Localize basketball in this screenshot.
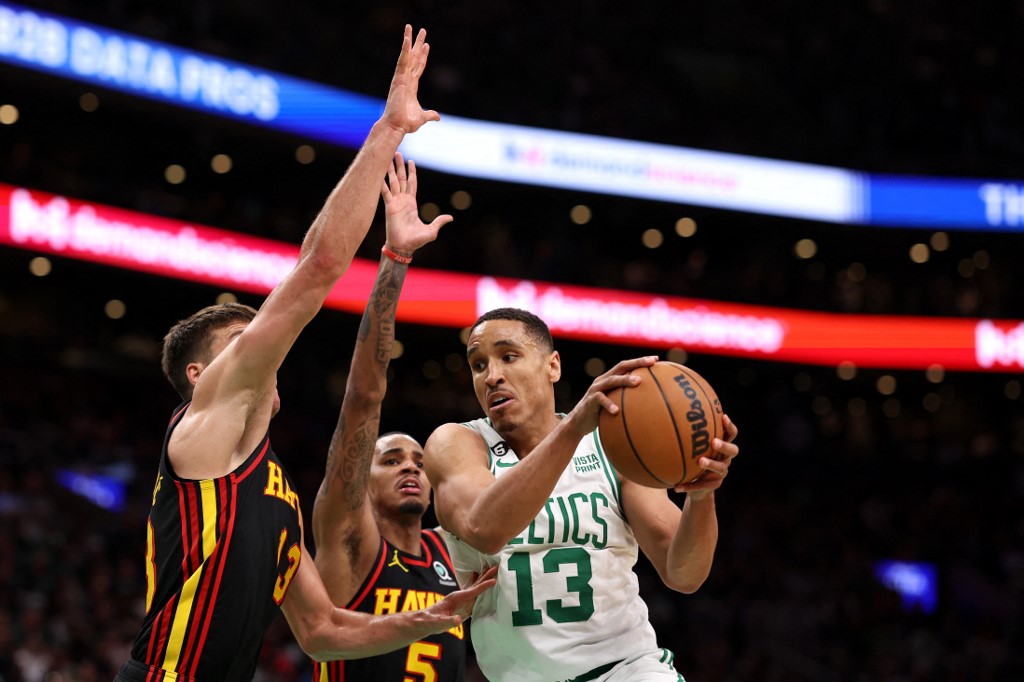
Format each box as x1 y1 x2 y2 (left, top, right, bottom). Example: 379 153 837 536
597 361 725 488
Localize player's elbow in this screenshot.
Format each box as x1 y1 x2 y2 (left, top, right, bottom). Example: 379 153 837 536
661 567 710 595
295 620 355 663
461 522 511 556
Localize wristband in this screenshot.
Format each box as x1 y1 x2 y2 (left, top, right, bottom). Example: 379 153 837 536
381 245 412 264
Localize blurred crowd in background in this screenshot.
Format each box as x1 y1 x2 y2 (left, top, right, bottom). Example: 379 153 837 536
2 0 1023 680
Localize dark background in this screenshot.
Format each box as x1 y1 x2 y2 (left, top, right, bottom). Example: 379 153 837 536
1 1 1022 680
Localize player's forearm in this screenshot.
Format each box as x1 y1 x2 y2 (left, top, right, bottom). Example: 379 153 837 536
317 255 409 514
461 417 588 553
346 254 408 403
304 606 449 662
298 121 406 278
664 492 718 593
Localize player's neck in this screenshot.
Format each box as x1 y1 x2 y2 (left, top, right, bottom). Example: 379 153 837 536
505 411 562 459
378 516 423 556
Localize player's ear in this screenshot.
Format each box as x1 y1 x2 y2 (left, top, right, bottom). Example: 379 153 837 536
547 350 561 384
186 361 205 387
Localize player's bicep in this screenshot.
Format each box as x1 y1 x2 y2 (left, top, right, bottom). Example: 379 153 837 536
423 424 494 539
225 264 333 393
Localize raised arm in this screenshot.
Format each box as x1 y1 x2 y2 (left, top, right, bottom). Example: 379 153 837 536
424 357 657 554
171 27 438 479
312 155 451 599
622 414 739 593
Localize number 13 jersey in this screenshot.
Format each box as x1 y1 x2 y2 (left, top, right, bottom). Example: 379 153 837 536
441 417 658 682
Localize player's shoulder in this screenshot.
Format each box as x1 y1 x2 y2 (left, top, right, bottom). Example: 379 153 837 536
427 420 485 445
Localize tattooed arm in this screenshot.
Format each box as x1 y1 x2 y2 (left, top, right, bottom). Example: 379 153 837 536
312 154 452 604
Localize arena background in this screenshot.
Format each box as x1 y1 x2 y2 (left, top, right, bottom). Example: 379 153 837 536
1 1 1022 680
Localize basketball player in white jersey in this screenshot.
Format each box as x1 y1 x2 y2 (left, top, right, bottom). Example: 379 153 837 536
423 308 739 682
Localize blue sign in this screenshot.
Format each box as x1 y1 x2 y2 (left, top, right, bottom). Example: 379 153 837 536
874 559 938 614
3 1 1022 232
56 468 127 512
0 1 383 146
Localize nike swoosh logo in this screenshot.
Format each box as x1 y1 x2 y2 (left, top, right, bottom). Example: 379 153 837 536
494 459 517 468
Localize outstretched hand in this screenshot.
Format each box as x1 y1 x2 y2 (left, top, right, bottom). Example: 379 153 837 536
381 153 453 255
382 25 439 134
422 565 498 632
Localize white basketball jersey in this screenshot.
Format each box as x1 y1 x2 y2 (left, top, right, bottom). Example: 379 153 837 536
442 418 658 682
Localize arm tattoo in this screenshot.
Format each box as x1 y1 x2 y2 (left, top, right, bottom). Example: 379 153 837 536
322 257 408 507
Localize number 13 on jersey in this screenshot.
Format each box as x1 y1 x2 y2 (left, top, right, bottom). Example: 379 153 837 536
507 547 594 625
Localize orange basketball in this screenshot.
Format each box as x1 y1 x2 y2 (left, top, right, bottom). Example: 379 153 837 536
597 361 724 488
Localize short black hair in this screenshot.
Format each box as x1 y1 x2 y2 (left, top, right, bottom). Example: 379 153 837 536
161 302 257 399
470 307 554 353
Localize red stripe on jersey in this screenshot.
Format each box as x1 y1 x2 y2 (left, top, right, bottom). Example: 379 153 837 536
187 476 238 677
169 402 190 427
234 437 271 483
424 529 455 574
145 592 177 672
174 480 192 575
185 484 202 573
404 537 432 568
179 481 223 677
347 540 388 611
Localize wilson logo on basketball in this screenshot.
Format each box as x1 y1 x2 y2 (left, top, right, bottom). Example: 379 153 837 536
673 375 711 458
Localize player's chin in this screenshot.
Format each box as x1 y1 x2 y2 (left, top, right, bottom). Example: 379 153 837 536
398 499 427 516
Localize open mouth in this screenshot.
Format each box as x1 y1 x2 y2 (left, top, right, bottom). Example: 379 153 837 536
398 478 422 494
489 394 513 411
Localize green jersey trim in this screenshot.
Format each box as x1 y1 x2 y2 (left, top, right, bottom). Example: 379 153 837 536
591 429 621 506
461 420 492 469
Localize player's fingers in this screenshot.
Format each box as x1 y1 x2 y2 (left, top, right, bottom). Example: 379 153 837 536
397 25 413 67
606 355 658 376
413 41 430 78
698 456 729 475
476 565 499 583
712 437 738 461
406 159 417 195
722 414 738 442
386 156 399 189
429 214 455 233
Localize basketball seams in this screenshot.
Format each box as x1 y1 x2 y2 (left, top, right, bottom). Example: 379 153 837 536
647 366 689 485
620 369 672 487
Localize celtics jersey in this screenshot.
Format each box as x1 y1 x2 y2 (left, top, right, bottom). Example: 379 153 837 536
441 418 658 682
127 401 304 682
312 529 466 681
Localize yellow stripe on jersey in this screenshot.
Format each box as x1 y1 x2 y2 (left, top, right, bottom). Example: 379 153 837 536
162 563 205 671
200 480 218 557
162 480 219 672
145 520 156 612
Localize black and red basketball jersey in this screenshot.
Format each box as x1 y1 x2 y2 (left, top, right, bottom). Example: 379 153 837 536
126 401 304 682
312 529 466 681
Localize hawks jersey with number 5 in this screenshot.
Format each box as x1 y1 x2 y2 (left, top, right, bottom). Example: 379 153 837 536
312 529 465 681
128 401 304 682
441 417 658 682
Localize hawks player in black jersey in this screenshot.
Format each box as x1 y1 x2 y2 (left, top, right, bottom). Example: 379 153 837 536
310 156 466 681
114 26 495 682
